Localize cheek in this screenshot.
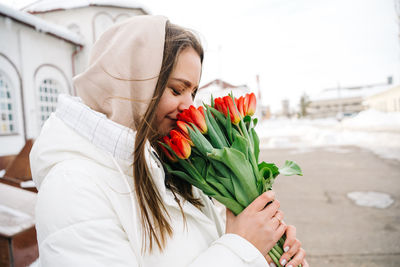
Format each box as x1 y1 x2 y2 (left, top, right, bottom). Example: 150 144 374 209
155 94 173 123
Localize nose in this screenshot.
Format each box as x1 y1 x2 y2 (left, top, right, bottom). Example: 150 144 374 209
177 92 193 112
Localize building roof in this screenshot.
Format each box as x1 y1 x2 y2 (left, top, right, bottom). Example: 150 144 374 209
199 79 240 90
309 83 392 102
0 3 84 46
22 0 150 14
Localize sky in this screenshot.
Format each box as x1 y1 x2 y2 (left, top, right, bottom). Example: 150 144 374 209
1 0 399 112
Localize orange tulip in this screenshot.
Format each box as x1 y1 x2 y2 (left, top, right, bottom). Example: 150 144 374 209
170 135 191 159
223 96 240 125
245 93 256 116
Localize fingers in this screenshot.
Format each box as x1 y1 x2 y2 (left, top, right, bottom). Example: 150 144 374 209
264 253 274 266
245 191 275 213
283 225 297 252
274 222 287 242
285 248 306 267
271 210 284 229
263 199 280 219
280 239 301 266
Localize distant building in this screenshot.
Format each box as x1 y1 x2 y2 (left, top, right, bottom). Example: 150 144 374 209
281 99 290 118
0 1 148 156
364 85 400 112
307 77 393 119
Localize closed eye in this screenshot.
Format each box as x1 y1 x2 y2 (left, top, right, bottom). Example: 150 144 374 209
170 87 181 96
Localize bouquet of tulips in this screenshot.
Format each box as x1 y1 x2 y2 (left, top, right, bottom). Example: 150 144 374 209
159 92 302 267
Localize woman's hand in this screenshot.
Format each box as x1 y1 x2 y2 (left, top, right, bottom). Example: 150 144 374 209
277 225 308 267
225 191 287 257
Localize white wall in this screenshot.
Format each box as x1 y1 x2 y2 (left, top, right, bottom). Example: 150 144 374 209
0 16 76 156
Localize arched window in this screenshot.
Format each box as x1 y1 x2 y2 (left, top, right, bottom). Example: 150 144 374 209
37 78 60 126
0 71 17 134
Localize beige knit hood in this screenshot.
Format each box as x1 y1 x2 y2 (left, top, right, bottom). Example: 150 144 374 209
73 15 168 129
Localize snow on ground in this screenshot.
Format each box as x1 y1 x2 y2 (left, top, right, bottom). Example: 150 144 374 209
347 191 394 208
256 109 400 161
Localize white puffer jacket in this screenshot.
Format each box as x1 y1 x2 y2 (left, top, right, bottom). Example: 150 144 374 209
30 94 268 267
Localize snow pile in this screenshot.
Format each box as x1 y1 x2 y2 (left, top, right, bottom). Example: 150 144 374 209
341 109 400 131
0 3 84 45
256 109 400 161
347 191 394 209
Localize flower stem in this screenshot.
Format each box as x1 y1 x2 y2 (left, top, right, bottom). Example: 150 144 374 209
268 250 282 267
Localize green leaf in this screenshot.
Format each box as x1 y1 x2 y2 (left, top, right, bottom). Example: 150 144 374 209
208 147 259 206
209 161 235 195
244 115 252 130
203 106 229 148
208 106 226 126
279 160 303 176
258 162 280 178
231 134 249 161
250 128 260 162
191 157 207 178
253 118 258 127
207 160 235 195
205 169 234 199
211 194 244 216
187 124 213 156
243 115 252 124
168 169 217 196
226 107 233 144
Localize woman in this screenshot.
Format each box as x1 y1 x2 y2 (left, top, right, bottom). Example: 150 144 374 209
30 15 308 267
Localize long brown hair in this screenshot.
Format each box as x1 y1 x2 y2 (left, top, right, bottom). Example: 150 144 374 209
133 21 204 252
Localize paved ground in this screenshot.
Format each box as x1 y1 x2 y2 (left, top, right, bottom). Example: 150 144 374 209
259 144 400 266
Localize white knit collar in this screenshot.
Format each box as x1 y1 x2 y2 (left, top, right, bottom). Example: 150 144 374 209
55 94 135 161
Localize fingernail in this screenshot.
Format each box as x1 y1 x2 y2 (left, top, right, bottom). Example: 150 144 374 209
270 263 276 267
281 259 287 266
284 246 290 252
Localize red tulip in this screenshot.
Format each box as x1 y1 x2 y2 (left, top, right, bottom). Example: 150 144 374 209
198 106 205 116
170 128 194 146
235 96 245 117
177 105 207 134
214 97 227 116
160 136 178 162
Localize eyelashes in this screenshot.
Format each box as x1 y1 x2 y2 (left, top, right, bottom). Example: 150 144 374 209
169 86 197 100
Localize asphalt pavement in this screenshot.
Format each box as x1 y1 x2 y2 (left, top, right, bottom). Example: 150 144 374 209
259 144 400 266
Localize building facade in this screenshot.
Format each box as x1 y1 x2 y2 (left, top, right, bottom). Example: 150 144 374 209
364 85 400 112
307 78 393 119
0 1 148 156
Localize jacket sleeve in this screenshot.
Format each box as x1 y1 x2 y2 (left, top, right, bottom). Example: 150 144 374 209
187 193 268 267
35 166 139 267
188 233 268 267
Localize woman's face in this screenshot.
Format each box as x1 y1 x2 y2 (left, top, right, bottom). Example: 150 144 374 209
155 47 202 136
